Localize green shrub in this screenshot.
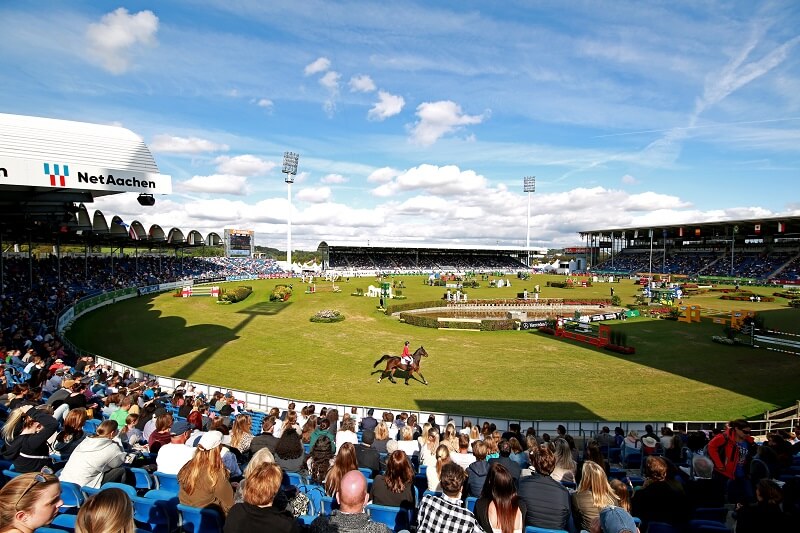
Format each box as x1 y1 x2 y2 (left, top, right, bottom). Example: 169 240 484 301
399 313 439 328
219 285 253 303
270 284 292 302
441 321 481 330
385 300 448 315
310 309 345 323
480 319 518 331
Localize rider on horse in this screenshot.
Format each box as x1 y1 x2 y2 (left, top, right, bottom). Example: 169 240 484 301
401 341 413 369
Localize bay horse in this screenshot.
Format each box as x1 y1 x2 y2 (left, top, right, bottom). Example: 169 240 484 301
373 346 429 385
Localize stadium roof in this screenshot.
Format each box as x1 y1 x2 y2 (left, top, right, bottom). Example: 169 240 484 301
0 113 171 241
318 241 548 253
579 215 800 239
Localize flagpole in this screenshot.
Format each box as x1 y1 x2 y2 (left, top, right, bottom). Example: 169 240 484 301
649 229 654 281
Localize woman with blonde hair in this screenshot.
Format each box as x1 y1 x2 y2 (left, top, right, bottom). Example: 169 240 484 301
484 433 499 460
373 422 391 453
230 414 254 454
417 422 432 448
1 404 59 473
225 463 299 533
396 425 420 457
324 442 358 497
75 487 136 533
550 438 576 483
572 460 619 530
621 430 641 459
469 424 481 443
234 447 289 511
427 444 451 492
178 431 234 515
442 422 459 452
0 470 63 532
420 426 440 466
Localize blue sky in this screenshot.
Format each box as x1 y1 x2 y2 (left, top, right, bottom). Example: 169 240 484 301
1 1 799 249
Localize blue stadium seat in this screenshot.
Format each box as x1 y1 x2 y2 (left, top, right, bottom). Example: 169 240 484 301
465 496 477 512
692 507 727 523
153 472 180 493
321 495 338 515
177 503 223 533
129 467 155 493
131 494 172 533
286 471 305 487
524 526 568 533
49 513 77 531
366 503 413 532
58 481 85 513
358 467 374 479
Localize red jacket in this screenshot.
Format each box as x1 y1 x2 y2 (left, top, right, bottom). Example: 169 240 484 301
707 428 753 480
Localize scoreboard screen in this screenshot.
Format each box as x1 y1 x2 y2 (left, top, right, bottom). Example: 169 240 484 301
230 233 251 250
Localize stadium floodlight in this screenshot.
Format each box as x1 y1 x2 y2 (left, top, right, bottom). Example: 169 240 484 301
523 177 535 267
282 151 300 270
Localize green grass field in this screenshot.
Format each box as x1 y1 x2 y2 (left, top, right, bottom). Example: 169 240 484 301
65 274 800 421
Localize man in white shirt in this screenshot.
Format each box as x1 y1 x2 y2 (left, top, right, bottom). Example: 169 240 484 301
156 420 196 475
450 434 476 470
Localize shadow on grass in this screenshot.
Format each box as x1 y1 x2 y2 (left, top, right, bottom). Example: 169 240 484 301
415 400 602 421
236 300 292 316
541 308 800 412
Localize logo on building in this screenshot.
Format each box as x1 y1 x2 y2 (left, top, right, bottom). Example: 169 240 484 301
44 163 69 187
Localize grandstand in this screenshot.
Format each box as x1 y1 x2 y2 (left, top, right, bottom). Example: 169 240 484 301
317 241 547 274
580 216 800 283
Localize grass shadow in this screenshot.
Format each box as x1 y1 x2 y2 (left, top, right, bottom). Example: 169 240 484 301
415 400 603 421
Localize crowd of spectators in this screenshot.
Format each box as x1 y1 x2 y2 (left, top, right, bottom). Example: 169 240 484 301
593 248 799 281
3 366 800 533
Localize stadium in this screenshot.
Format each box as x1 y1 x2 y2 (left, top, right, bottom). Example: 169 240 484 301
3 117 800 529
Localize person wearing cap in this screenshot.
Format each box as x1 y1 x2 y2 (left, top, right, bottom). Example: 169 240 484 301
400 340 413 368
178 430 235 515
707 418 755 505
156 420 196 475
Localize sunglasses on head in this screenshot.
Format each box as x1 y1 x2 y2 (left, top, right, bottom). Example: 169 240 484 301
15 467 54 509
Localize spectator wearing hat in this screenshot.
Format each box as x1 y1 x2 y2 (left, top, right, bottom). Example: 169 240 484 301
178 430 235 515
156 420 196 474
354 429 382 477
641 436 658 455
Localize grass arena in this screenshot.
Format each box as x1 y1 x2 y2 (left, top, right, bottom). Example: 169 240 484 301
65 274 800 422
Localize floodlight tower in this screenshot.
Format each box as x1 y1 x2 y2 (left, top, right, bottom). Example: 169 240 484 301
282 151 299 270
524 177 535 267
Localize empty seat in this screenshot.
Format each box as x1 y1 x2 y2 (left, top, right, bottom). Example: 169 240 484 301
177 503 223 533
366 503 413 532
153 472 180 493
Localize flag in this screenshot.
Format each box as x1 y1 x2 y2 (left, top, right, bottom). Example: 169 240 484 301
115 220 138 240
754 224 761 235
695 228 701 236
679 227 684 237
778 221 786 233
648 229 654 238
634 230 639 239
662 229 667 238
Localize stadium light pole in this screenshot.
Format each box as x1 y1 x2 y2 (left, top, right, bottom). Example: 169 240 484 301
524 177 535 267
282 151 300 271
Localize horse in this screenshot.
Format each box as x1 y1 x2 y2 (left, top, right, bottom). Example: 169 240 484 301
373 346 429 385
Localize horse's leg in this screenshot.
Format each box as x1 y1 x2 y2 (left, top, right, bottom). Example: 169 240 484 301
377 369 383 383
389 365 397 383
417 370 428 385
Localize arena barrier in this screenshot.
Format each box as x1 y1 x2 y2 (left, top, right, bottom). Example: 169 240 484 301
181 285 220 297
751 327 800 355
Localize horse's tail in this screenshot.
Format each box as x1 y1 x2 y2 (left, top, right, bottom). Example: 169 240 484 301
373 354 392 368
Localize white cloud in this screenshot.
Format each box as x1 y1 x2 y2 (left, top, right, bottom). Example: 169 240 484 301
214 155 276 176
409 101 487 146
321 173 347 184
150 135 229 154
179 174 248 195
349 74 376 92
304 56 331 75
320 71 341 116
621 174 638 185
296 186 332 203
368 91 405 121
367 167 401 183
85 8 158 74
256 98 273 108
372 164 489 197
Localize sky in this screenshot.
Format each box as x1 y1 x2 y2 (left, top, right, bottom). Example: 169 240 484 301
1 1 799 250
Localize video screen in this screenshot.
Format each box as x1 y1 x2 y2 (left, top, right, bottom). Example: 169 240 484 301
230 233 251 250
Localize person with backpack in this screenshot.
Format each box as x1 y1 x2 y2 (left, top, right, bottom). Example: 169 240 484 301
707 419 755 505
